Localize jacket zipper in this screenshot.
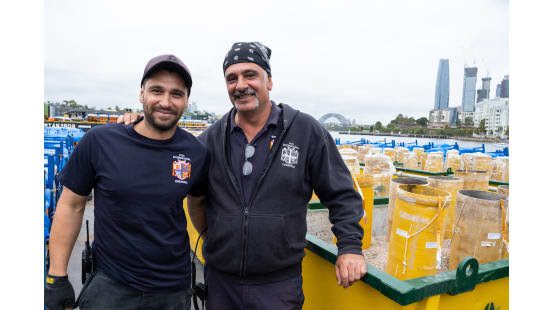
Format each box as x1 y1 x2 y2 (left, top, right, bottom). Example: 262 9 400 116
239 126 289 277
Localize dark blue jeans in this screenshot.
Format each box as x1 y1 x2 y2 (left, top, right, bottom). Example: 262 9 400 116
77 271 191 310
206 267 304 310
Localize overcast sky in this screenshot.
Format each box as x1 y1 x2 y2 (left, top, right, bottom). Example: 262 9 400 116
45 0 508 124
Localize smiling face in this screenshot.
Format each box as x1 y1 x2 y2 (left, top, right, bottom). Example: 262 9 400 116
139 70 188 132
224 62 272 114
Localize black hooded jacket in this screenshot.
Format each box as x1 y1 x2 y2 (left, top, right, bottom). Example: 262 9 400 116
199 103 363 282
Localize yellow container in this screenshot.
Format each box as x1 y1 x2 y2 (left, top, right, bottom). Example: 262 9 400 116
454 170 490 191
338 147 358 157
502 197 509 259
460 153 474 170
356 173 393 197
447 149 459 156
445 153 462 172
491 157 509 182
418 152 428 170
341 154 360 175
497 185 509 258
386 185 450 280
472 153 492 173
331 176 374 250
427 176 464 240
497 185 509 197
413 147 425 157
361 155 396 197
357 145 372 162
387 177 428 241
425 152 444 172
367 148 382 156
395 147 409 164
384 148 397 162
449 190 507 269
403 152 419 170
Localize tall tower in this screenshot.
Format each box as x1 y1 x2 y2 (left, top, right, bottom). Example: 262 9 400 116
477 77 491 102
461 66 478 112
496 84 502 98
434 59 450 110
500 75 509 98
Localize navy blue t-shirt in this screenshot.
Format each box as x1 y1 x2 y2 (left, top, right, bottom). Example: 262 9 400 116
59 123 208 292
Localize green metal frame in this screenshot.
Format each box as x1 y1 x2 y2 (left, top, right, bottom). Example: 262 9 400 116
394 167 453 176
361 162 510 186
306 233 509 306
489 180 509 186
308 198 388 209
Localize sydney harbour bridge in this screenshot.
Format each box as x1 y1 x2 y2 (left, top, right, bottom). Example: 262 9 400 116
317 113 351 127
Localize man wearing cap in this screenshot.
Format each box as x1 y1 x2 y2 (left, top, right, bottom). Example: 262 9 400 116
186 42 366 309
45 54 208 310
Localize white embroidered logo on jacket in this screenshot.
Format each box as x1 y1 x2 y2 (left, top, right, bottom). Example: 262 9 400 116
281 142 299 168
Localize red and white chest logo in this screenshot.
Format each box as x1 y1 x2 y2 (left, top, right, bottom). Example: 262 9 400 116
172 154 191 183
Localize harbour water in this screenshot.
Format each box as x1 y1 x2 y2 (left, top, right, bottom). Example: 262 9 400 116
331 132 508 153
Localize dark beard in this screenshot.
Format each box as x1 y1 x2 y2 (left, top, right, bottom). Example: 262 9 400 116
144 109 181 132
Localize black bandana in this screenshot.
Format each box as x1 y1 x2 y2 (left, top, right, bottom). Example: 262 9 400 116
223 42 272 76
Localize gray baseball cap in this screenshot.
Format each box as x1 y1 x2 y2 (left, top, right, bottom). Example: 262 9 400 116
141 54 192 95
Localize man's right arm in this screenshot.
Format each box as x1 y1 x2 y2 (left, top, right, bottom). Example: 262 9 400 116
48 187 88 276
187 195 207 235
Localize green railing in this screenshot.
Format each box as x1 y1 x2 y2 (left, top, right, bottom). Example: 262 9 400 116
306 233 509 306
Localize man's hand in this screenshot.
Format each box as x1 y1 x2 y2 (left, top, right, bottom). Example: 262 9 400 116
335 253 366 288
116 112 142 125
44 275 75 310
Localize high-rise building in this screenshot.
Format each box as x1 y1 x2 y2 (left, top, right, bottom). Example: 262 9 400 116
477 77 491 102
474 98 509 137
461 67 478 112
500 75 509 98
433 59 450 110
496 84 502 98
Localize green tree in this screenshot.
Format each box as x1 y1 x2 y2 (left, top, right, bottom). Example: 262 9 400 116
478 120 486 134
416 117 428 127
374 121 383 131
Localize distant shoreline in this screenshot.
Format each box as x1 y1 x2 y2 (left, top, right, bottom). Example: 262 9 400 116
337 131 507 144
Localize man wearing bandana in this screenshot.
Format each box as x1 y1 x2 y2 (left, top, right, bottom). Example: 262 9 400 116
187 42 366 309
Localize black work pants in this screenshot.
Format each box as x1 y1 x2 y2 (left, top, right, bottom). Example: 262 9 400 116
205 267 304 310
77 271 191 310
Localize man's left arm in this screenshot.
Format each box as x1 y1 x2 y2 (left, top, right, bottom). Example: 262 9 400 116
308 129 366 288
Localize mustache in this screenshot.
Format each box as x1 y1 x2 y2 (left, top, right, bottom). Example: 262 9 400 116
233 88 256 99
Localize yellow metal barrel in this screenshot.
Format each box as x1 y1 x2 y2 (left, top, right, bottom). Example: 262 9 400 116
454 170 489 191
403 152 419 170
384 147 397 162
490 157 509 182
471 153 492 174
427 176 464 240
395 147 409 164
386 185 450 280
387 177 428 241
445 153 462 172
358 154 396 197
497 185 509 197
425 152 444 172
449 190 507 269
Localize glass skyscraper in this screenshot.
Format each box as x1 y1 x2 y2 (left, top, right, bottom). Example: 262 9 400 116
500 75 509 98
477 77 491 102
434 59 450 110
461 67 478 112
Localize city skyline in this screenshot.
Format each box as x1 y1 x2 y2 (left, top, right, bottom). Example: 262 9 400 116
45 0 509 124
